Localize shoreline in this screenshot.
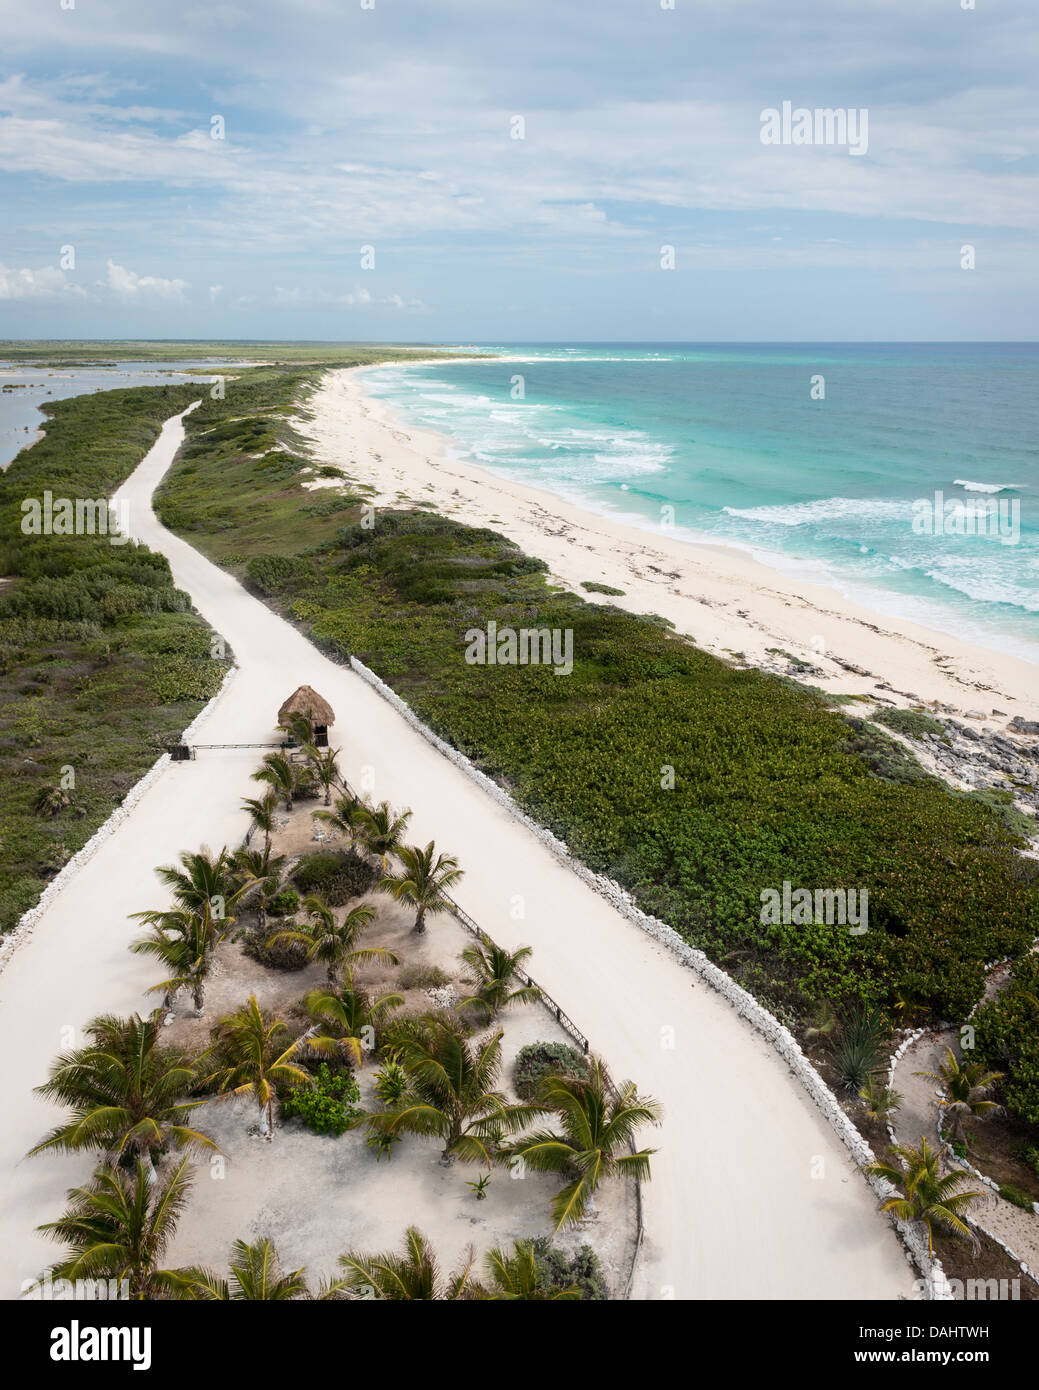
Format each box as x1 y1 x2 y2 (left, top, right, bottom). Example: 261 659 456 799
299 366 1039 729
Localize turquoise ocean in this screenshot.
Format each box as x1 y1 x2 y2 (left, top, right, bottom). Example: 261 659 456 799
362 344 1039 665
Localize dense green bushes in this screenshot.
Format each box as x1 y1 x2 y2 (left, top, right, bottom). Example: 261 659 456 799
514 1042 590 1101
974 954 1039 1127
282 1062 362 1135
292 850 377 905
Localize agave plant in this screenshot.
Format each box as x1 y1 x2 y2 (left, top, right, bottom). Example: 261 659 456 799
828 1004 890 1093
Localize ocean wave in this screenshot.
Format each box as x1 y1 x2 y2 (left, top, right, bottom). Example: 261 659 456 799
723 496 910 527
953 479 1021 493
925 557 1039 612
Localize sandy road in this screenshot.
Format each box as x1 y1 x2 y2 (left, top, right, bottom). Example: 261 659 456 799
0 406 916 1299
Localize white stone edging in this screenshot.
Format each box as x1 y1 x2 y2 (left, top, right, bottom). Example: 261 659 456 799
0 666 238 977
349 655 947 1298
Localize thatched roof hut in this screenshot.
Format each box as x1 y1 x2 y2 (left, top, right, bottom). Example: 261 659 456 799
278 685 335 730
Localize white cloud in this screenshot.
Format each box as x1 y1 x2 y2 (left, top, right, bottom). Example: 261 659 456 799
0 262 88 300
208 283 224 302
102 259 189 300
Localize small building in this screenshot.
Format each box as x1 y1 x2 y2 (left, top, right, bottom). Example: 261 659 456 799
278 684 335 747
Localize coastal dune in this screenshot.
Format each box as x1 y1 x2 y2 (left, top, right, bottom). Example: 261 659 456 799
299 367 1039 727
0 405 919 1299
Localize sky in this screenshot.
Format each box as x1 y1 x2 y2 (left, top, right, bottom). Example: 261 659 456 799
0 0 1037 343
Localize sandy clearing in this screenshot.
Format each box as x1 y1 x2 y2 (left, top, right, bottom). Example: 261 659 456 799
0 406 916 1300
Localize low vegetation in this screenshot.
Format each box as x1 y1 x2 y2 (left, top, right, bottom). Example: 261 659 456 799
0 385 228 932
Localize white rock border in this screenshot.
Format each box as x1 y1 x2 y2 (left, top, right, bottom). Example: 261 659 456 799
0 666 238 977
349 656 946 1298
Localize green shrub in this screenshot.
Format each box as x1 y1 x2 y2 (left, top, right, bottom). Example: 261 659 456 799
874 708 947 740
530 1238 608 1300
1019 1144 1039 1180
398 963 451 990
581 581 625 597
513 1041 589 1101
282 1063 361 1135
243 923 309 972
292 849 376 906
998 1183 1036 1211
267 887 299 918
973 954 1039 1127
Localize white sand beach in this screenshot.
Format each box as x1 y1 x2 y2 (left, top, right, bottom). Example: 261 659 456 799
299 367 1039 726
0 406 917 1301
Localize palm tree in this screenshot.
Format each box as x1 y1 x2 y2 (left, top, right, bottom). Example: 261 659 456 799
480 1240 581 1300
229 844 286 932
171 1237 349 1300
269 895 394 984
867 1137 985 1258
154 846 245 920
338 1226 480 1301
500 1056 661 1229
916 1046 1004 1146
859 1076 903 1123
38 1157 193 1299
34 784 71 818
280 710 324 750
307 746 341 807
130 902 231 1015
252 753 298 811
378 841 463 934
241 793 279 854
201 995 313 1140
30 1013 215 1179
370 1016 542 1165
304 973 404 1067
350 801 414 872
311 790 365 847
457 937 541 1019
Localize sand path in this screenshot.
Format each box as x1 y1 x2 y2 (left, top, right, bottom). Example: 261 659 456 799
0 406 915 1300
